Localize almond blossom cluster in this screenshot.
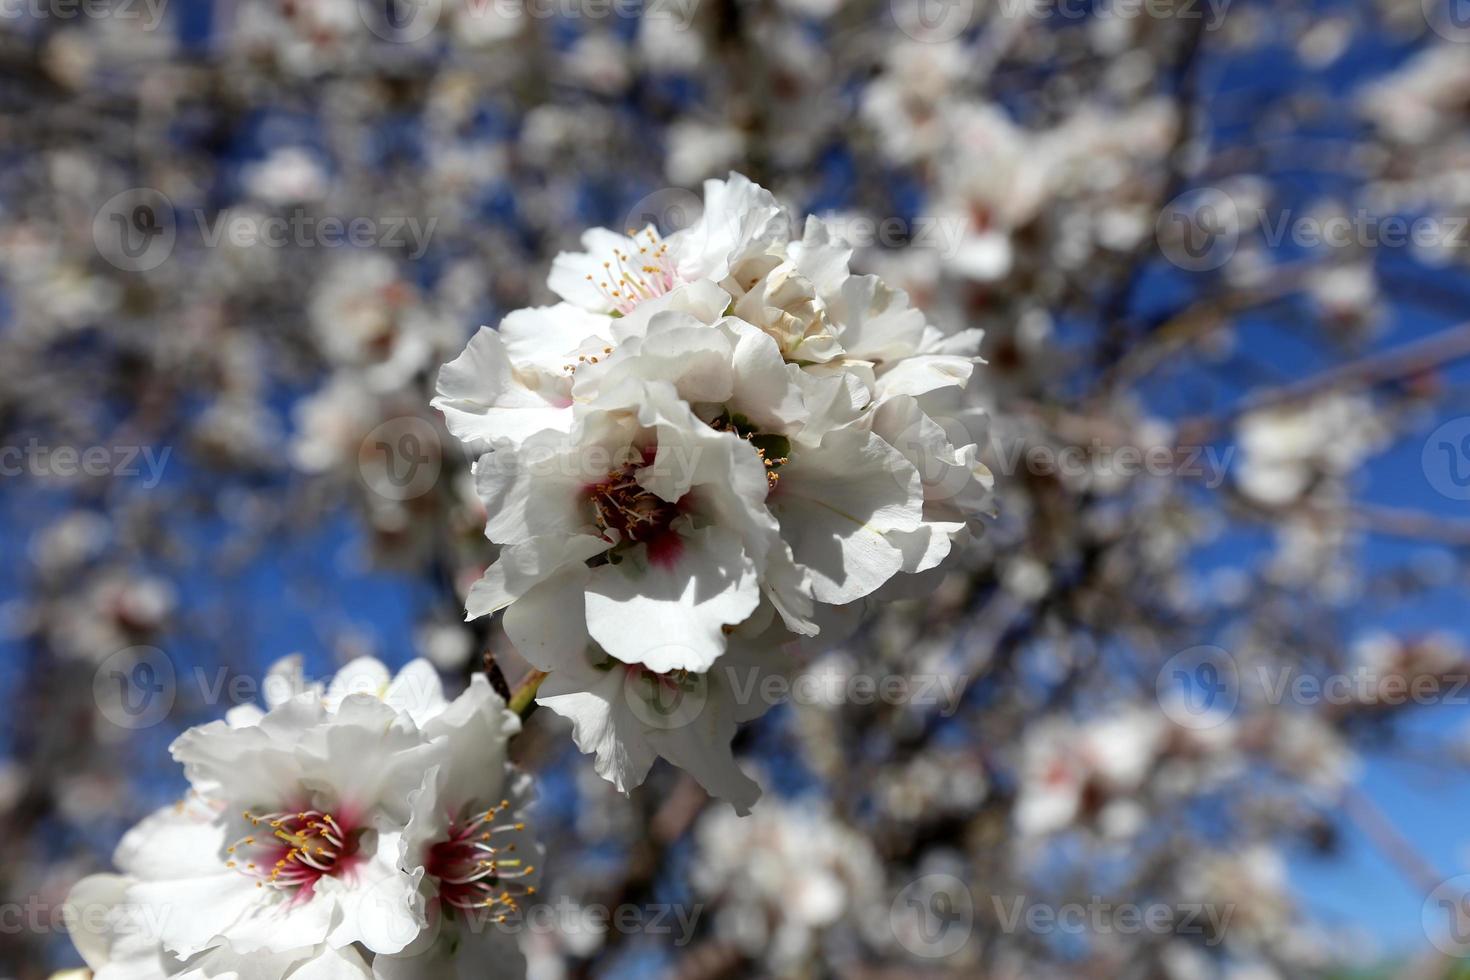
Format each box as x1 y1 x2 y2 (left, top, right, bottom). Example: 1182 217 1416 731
433 174 993 811
64 658 539 980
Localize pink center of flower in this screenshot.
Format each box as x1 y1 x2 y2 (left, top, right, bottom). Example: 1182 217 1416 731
228 809 359 897
584 228 682 316
587 457 684 566
424 800 536 921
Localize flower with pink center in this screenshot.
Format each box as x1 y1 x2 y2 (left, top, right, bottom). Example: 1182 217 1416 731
584 448 685 557
65 656 541 980
374 675 539 979
463 385 805 674
433 172 992 810
64 797 376 980
227 808 364 899
127 693 437 961
421 801 532 915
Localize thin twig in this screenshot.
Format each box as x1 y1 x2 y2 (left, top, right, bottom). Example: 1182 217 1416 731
1177 321 1470 442
1342 785 1446 897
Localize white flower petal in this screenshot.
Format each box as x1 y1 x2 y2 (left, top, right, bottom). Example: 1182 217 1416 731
464 534 610 620
382 660 448 728
65 874 137 972
586 311 735 408
787 214 855 298
609 278 733 341
497 303 612 375
326 657 391 706
502 564 592 671
537 663 659 794
432 327 573 451
114 802 227 881
675 173 789 282
548 227 651 312
132 871 265 959
323 840 425 956
873 354 976 399
585 524 760 672
472 431 597 545
718 318 809 432
371 918 524 980
769 425 924 604
830 274 926 364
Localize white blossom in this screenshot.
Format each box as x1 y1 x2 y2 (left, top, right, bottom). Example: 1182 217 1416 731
67 657 538 980
433 173 991 805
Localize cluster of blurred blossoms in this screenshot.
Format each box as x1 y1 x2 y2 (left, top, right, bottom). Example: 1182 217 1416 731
433 173 993 811
64 658 540 980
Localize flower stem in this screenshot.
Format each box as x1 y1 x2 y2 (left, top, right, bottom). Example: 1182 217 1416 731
509 670 548 719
